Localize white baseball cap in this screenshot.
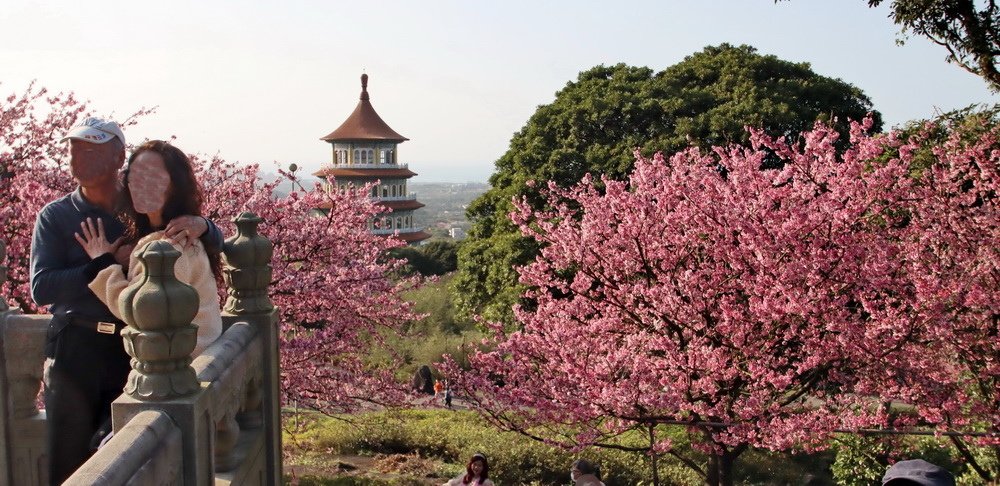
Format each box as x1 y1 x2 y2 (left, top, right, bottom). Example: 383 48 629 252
60 117 126 145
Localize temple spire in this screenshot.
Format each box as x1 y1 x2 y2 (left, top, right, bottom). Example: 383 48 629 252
360 74 369 101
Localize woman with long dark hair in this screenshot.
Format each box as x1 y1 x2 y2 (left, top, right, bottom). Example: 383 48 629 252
444 453 495 486
77 140 222 355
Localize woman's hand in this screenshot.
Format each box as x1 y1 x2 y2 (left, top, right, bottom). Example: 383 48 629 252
164 215 207 249
74 217 124 260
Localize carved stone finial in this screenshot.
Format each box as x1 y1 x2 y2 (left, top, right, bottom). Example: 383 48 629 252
119 240 200 400
0 239 8 312
222 212 274 315
360 73 370 101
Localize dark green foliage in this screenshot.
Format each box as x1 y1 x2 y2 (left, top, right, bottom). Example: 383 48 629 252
456 44 881 323
870 0 1000 91
392 240 460 277
874 103 1000 178
830 434 987 485
420 241 458 275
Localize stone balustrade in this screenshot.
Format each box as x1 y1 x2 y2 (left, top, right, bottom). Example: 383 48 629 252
0 212 282 485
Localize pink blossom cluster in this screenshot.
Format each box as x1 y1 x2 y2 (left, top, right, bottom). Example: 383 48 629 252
445 116 999 462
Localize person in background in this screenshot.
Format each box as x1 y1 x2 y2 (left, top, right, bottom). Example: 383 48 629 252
31 118 223 485
571 459 606 486
882 459 955 486
444 453 495 486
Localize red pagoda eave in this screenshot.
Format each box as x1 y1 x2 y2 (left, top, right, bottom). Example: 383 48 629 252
314 167 417 178
377 200 425 211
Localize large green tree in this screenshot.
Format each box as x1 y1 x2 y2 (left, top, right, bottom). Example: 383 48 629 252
455 44 881 323
869 0 1000 91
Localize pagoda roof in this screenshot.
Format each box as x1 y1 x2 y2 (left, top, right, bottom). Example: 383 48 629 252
314 167 418 178
393 230 432 243
321 74 408 143
378 200 426 211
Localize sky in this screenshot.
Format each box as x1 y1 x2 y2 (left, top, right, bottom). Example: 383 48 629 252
3 1 998 183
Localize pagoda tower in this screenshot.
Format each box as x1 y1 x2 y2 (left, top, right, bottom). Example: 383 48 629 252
315 74 430 244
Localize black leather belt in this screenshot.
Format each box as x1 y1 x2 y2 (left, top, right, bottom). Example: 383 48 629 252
65 316 126 335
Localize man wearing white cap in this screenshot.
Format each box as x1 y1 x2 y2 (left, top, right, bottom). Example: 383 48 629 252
29 117 224 484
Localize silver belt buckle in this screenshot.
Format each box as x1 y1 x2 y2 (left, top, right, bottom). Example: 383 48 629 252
96 322 117 334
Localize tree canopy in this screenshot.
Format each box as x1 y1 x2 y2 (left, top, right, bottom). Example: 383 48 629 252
447 116 1000 484
870 0 1000 91
456 44 882 323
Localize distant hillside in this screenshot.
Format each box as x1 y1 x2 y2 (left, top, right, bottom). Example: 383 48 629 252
410 182 488 237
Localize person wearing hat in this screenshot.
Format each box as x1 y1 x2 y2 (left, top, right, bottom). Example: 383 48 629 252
882 459 956 486
29 117 224 485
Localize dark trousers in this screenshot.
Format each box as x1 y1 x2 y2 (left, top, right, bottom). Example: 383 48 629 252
44 321 131 485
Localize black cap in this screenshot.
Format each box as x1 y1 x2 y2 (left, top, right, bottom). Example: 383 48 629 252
883 459 955 486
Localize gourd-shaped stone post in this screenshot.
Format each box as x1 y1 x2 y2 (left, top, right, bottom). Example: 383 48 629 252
119 240 200 400
0 239 9 312
223 212 274 315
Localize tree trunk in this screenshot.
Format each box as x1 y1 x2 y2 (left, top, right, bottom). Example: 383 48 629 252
650 452 660 486
704 445 745 486
950 436 994 482
647 424 661 486
706 454 720 486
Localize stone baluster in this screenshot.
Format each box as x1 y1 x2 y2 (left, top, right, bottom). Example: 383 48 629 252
8 360 42 420
119 240 200 400
237 376 263 429
111 239 213 484
222 211 282 485
214 412 240 471
223 212 274 316
0 238 35 419
0 239 9 312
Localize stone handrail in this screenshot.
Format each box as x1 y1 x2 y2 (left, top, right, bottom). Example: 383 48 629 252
328 162 408 170
372 227 427 236
62 411 182 484
373 193 418 202
0 212 282 485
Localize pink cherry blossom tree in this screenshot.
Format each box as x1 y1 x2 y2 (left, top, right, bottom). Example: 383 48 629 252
0 82 151 311
446 120 928 485
887 116 1000 481
1 83 419 413
194 156 421 410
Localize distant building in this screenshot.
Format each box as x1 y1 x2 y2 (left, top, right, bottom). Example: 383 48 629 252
449 227 466 240
314 74 430 244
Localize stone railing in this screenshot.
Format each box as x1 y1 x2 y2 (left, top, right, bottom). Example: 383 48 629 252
0 213 282 485
328 162 408 170
373 193 418 202
371 227 427 236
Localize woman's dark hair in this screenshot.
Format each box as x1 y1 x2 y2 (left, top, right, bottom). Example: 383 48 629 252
120 140 221 279
463 453 489 484
572 459 601 479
